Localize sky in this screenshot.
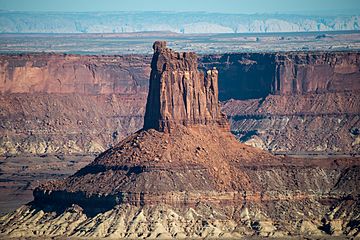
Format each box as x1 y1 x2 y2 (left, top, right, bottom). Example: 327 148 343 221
0 0 359 14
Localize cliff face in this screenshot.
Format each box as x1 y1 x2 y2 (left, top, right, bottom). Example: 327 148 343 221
200 52 360 154
0 54 151 94
0 54 150 155
3 52 358 97
274 52 360 95
144 41 225 132
0 51 359 155
200 52 360 100
222 92 360 154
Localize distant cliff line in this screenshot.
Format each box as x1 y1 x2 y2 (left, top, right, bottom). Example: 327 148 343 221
0 11 359 34
1 52 359 98
0 51 359 155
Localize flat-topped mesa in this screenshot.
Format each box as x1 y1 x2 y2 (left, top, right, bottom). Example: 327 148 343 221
144 41 227 132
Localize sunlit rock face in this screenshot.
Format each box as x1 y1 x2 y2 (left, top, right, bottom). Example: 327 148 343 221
144 41 226 132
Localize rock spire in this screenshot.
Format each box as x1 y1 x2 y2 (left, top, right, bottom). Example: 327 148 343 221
143 41 226 132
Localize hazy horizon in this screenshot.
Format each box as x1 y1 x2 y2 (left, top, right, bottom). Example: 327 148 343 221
0 9 360 16
0 0 359 15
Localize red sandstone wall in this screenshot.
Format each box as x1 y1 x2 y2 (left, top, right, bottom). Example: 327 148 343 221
200 52 360 100
0 52 359 155
275 52 360 95
1 52 359 97
0 54 151 94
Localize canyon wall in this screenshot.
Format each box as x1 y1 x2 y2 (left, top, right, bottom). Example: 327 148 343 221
3 52 359 97
0 54 151 155
0 51 359 155
200 52 360 100
200 52 360 154
0 54 151 94
274 52 360 95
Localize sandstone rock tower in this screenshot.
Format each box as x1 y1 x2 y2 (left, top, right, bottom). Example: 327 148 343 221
144 41 226 132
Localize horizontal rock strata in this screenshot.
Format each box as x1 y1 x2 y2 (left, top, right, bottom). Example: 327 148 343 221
1 52 360 155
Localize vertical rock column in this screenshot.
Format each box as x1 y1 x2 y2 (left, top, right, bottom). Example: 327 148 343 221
143 41 226 132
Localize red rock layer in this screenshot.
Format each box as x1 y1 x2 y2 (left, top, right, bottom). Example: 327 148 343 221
1 52 359 97
144 41 227 132
0 54 151 94
200 52 360 100
274 52 360 95
32 42 279 208
1 51 359 155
